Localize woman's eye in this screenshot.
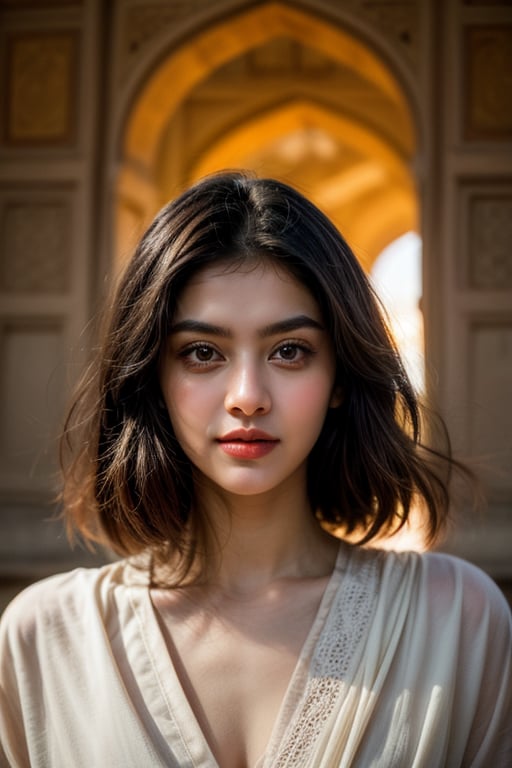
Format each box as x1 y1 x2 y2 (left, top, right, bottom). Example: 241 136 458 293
271 342 312 364
180 343 222 366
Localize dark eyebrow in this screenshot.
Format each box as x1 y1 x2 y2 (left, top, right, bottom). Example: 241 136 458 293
169 315 324 338
169 320 232 337
258 315 325 337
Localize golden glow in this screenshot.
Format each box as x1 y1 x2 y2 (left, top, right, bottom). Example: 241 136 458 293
123 2 413 171
187 102 416 268
117 1 418 270
191 101 410 183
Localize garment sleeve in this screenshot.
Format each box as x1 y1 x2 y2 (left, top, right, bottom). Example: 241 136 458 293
449 558 512 767
0 589 39 768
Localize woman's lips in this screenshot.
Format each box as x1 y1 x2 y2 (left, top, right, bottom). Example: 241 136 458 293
217 430 279 459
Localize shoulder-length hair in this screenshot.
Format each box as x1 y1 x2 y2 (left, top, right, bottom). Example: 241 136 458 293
61 171 465 583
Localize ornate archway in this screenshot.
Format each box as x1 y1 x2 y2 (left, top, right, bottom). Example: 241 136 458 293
115 1 418 269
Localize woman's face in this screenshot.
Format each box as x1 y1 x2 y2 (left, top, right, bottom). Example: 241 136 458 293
159 259 340 503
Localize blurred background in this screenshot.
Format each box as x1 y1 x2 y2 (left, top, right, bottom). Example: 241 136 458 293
0 0 511 610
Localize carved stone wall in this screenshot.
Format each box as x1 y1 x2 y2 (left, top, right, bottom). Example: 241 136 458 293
0 0 104 610
0 0 511 612
437 0 512 575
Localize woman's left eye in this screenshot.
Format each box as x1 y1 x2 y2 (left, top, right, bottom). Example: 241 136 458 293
270 342 312 364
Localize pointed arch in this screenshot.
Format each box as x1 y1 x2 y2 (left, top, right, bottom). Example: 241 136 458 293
190 100 411 181
122 2 414 173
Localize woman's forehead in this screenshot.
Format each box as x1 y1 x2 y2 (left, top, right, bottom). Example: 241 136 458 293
173 258 322 321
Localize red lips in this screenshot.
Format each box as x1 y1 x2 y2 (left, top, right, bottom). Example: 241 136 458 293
217 429 279 459
218 429 277 442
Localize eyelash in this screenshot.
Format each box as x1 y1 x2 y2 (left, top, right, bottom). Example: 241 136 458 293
178 340 315 369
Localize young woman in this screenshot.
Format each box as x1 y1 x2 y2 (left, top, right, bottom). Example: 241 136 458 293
0 172 510 767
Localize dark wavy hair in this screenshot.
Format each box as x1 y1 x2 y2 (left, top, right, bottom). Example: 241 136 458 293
61 171 466 583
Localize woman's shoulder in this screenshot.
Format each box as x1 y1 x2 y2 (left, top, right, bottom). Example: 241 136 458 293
420 548 507 591
0 559 139 646
420 550 512 635
361 544 511 631
344 542 510 623
416 549 509 614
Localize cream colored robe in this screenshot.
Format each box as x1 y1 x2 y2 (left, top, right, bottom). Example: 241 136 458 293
1 544 511 767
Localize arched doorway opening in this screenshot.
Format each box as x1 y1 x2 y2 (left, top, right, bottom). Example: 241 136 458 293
115 2 419 276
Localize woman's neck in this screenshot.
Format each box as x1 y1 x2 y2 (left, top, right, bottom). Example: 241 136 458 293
192 480 340 594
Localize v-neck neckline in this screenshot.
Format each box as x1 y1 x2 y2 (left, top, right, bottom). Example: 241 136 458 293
125 542 350 768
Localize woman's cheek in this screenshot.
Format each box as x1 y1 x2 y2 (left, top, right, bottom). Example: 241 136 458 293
168 377 221 438
283 374 334 425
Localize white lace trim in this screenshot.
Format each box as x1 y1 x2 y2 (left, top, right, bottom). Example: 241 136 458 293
268 550 379 766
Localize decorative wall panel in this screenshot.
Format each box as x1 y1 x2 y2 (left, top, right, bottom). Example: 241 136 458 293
464 25 512 140
0 193 72 293
0 320 64 491
459 182 512 290
469 195 512 289
469 323 512 498
3 31 79 145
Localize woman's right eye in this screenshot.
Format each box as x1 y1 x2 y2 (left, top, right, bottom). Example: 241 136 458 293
179 343 223 367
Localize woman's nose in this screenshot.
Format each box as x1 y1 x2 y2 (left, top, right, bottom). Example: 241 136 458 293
224 360 271 416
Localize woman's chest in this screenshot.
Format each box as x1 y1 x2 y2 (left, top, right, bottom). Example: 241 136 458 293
151 583 328 767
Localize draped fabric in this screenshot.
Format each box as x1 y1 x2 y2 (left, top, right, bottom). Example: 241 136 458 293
1 544 511 767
